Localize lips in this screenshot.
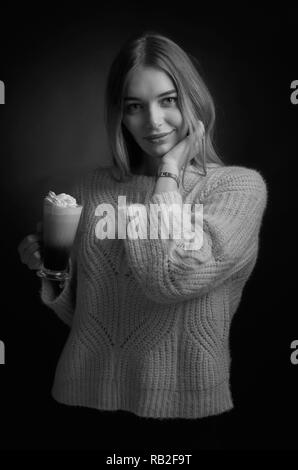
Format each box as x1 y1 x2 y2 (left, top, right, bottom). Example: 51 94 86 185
144 130 173 141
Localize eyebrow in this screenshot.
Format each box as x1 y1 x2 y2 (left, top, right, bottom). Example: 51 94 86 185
124 89 177 101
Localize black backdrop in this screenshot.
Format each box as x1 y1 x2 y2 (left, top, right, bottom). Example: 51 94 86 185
0 4 297 453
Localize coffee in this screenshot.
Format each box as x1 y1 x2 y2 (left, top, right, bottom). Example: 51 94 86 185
42 192 82 272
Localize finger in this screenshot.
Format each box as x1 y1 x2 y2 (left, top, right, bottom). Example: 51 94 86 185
22 243 41 265
27 252 42 270
28 233 41 242
19 237 40 262
196 120 205 137
18 235 42 262
17 237 29 256
27 250 42 267
18 234 41 255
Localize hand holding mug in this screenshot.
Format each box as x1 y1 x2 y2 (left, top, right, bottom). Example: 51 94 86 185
17 221 43 271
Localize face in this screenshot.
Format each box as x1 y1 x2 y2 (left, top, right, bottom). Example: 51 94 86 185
122 66 188 168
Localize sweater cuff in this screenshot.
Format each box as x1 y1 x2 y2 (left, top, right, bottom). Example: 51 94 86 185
40 278 74 328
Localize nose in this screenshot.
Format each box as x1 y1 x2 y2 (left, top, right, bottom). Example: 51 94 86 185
145 104 163 129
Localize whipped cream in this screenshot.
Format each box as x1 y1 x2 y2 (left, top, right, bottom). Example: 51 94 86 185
45 191 78 208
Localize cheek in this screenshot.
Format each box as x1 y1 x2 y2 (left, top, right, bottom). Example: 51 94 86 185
122 116 131 132
179 122 189 139
123 116 141 137
170 111 187 137
168 109 184 129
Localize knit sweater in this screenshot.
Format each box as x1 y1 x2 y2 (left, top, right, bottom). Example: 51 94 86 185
40 162 268 419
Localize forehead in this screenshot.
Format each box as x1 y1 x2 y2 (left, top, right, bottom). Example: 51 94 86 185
124 66 176 98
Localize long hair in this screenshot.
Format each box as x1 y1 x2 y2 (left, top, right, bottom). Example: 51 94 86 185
104 30 224 188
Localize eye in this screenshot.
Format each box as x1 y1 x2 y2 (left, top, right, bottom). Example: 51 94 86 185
162 97 178 105
124 103 142 113
124 96 178 114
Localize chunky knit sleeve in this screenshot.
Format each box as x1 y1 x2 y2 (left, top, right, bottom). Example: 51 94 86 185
39 177 84 327
123 167 268 304
39 257 77 327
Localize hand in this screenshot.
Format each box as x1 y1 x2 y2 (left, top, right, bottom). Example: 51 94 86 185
18 221 43 270
159 121 205 173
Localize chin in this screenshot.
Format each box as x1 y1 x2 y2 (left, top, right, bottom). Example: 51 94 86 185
148 142 173 156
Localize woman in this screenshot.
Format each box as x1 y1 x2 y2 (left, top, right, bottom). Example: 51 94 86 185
18 31 268 421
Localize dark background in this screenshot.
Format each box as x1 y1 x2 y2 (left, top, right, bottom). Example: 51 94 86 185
0 4 297 452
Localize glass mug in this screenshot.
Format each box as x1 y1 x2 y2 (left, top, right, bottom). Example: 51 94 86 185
37 198 83 282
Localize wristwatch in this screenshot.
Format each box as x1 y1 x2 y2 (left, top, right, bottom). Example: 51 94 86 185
156 171 180 188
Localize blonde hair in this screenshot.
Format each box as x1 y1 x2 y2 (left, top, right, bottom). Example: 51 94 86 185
104 30 224 188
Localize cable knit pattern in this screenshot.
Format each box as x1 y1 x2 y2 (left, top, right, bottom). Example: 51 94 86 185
39 162 268 419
